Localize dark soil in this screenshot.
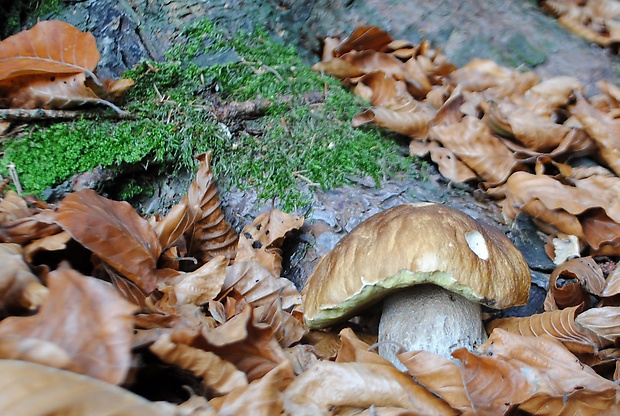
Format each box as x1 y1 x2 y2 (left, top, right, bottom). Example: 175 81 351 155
38 0 620 316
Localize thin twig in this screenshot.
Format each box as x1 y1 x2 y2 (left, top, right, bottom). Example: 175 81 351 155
0 108 134 121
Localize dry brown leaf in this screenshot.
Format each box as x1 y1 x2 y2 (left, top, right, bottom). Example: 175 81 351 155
602 265 620 297
332 26 393 57
499 127 597 163
403 58 434 98
480 329 619 397
452 348 531 415
548 257 606 310
525 76 582 110
0 243 48 312
488 100 571 152
0 336 71 369
0 209 61 245
501 172 620 253
0 190 32 222
181 152 238 264
447 58 535 96
222 260 301 310
0 267 137 384
410 140 479 183
334 327 393 367
0 360 175 416
353 104 432 138
399 350 473 415
210 361 294 416
22 230 71 263
571 94 620 176
55 189 163 293
192 303 290 381
487 305 603 354
234 208 304 277
340 50 407 80
0 72 119 111
519 388 620 416
353 71 410 107
150 333 248 396
430 116 521 186
311 57 365 79
282 360 457 415
576 306 620 344
159 255 228 307
0 20 99 81
253 297 306 348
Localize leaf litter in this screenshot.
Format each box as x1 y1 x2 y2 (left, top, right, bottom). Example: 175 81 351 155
1 19 620 415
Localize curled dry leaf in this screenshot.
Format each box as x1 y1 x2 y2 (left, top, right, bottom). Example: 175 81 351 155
480 329 620 398
0 20 132 113
353 71 409 107
0 72 117 111
502 172 620 253
235 208 304 277
210 361 294 416
487 305 604 354
191 303 290 381
0 360 175 416
452 348 531 415
576 306 620 344
160 255 228 307
429 116 521 186
352 103 432 138
571 94 620 177
547 256 606 310
410 140 479 183
223 260 301 311
602 265 620 297
282 360 457 415
332 26 393 57
55 189 163 293
22 230 71 263
487 100 570 152
525 76 582 110
0 209 61 246
0 243 48 312
399 350 472 415
150 333 248 396
519 388 620 416
253 297 306 348
0 190 32 222
0 268 137 384
181 152 238 264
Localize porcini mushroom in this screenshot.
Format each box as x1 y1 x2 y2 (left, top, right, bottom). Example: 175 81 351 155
302 202 530 368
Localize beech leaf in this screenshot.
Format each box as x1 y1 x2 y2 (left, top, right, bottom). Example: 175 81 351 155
0 20 99 81
576 306 620 343
487 305 604 354
480 329 620 397
0 243 48 312
150 333 248 396
282 360 457 415
0 268 137 384
55 189 163 293
0 360 175 416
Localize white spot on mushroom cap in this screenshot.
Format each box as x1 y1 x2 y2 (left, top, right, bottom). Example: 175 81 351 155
465 231 488 260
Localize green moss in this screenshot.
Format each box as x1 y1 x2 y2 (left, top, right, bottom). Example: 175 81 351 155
2 19 423 210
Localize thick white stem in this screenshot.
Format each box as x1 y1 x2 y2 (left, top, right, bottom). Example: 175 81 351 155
378 284 487 370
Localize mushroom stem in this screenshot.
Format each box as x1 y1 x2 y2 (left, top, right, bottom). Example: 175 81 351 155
378 284 488 370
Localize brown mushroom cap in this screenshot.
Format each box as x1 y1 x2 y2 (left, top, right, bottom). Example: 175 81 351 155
302 202 531 329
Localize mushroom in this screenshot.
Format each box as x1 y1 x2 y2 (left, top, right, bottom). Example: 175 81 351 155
302 202 530 368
